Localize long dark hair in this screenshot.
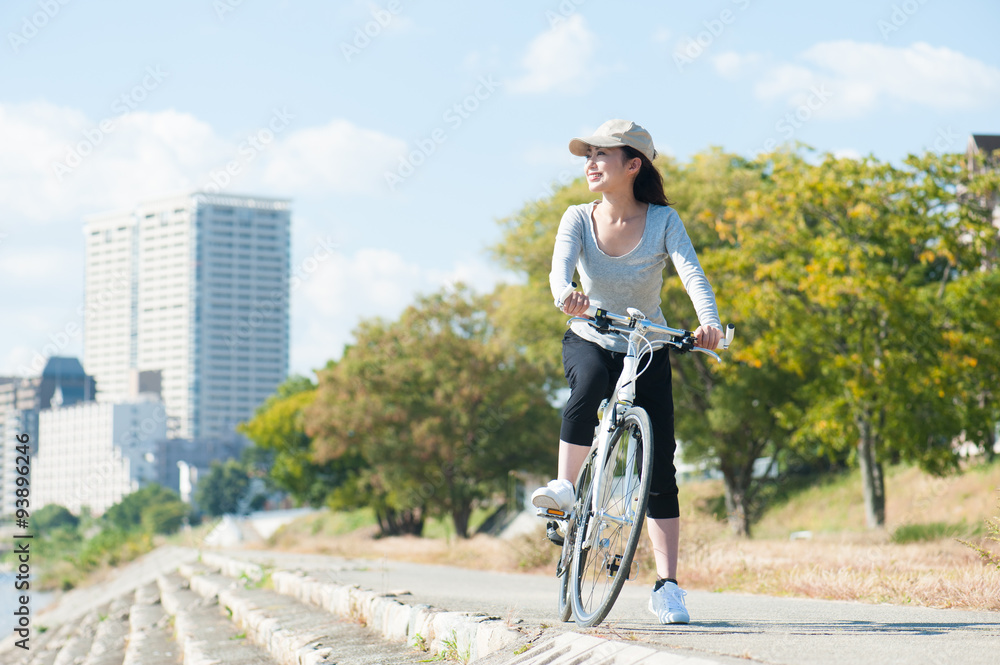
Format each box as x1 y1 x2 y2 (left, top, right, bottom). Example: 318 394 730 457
621 145 672 207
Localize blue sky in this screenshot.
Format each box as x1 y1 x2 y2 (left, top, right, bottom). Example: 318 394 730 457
1 0 998 381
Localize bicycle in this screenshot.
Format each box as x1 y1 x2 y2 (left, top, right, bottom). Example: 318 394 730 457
540 283 734 627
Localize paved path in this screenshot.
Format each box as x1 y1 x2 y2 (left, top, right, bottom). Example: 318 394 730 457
220 548 1000 665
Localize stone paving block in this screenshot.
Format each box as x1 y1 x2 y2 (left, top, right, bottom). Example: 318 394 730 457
53 605 109 665
82 596 131 665
157 572 276 665
206 552 525 663
123 583 181 665
178 567 427 665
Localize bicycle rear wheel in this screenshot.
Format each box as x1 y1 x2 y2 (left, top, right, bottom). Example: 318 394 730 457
569 407 653 627
557 449 596 622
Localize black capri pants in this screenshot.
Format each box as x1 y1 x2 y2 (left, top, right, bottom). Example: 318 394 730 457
560 329 680 519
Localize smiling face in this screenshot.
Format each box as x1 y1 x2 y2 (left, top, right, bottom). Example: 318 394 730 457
584 145 641 193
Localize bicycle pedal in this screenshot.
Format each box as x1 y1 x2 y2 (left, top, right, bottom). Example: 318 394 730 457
536 507 569 521
545 521 565 546
606 555 638 580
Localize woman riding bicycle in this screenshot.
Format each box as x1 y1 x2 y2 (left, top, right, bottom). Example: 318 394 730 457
530 119 723 625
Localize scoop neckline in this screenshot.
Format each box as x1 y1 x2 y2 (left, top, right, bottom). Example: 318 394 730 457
588 201 650 259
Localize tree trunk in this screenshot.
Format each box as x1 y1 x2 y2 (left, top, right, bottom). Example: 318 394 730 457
857 423 886 529
720 462 753 538
375 506 425 537
452 502 473 539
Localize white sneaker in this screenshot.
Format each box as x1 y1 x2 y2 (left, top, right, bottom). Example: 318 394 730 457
531 479 575 512
648 581 690 624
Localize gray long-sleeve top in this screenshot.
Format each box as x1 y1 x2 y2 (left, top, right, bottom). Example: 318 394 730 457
549 201 721 352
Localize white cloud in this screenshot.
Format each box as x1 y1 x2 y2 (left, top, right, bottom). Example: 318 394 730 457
289 247 516 373
261 119 406 195
508 15 602 94
749 41 1000 118
0 101 408 225
0 100 413 378
0 102 228 222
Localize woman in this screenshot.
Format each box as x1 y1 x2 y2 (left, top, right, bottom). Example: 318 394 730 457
531 119 722 625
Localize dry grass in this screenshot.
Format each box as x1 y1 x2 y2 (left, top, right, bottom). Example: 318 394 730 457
250 461 1000 612
250 516 1000 611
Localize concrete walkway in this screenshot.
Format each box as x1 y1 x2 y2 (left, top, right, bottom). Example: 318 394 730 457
1 545 997 664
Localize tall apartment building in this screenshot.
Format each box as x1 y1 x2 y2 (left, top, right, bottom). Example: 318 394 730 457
0 357 96 515
83 192 291 441
35 397 166 515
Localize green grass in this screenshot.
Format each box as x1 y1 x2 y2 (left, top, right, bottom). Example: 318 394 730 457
750 468 863 538
745 457 1000 539
299 507 377 537
421 508 495 539
891 521 977 544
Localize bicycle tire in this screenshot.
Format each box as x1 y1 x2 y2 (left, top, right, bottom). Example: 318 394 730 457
556 449 596 622
569 407 654 627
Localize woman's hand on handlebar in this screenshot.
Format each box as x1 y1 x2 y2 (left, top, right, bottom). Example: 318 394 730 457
694 325 723 350
561 291 591 316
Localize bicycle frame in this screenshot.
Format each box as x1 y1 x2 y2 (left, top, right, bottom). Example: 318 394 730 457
568 309 681 558
547 283 734 623
563 297 732 561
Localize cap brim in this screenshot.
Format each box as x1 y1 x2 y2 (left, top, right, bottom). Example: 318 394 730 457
569 136 626 157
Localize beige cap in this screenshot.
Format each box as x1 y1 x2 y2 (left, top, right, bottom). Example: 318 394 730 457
569 119 657 162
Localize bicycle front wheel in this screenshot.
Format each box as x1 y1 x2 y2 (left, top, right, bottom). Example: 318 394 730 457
570 407 654 627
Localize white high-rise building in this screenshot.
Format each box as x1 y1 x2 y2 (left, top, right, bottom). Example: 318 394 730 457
83 192 291 440
35 398 166 515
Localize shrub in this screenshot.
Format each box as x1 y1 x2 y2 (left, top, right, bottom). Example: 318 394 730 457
961 495 1000 570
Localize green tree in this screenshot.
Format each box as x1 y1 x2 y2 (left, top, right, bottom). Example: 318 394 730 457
194 459 251 517
239 375 356 507
724 149 1000 528
490 173 599 385
103 484 189 534
306 286 558 538
141 501 188 535
33 504 79 533
659 148 811 537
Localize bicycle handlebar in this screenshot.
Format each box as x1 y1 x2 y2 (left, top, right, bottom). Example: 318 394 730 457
556 282 735 362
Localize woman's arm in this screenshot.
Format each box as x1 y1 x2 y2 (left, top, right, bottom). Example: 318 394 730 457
549 206 585 304
663 209 723 335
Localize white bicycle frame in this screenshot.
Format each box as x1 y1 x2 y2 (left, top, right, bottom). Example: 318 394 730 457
556 284 734 558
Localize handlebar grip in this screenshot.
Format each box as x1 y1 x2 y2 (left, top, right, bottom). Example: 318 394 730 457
556 282 578 307
721 324 735 350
